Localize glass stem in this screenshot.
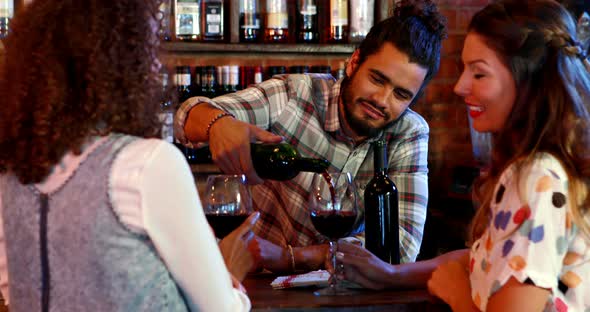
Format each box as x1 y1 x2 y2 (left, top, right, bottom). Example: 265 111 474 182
329 240 337 289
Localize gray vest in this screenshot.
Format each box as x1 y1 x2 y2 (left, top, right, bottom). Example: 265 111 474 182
1 134 190 311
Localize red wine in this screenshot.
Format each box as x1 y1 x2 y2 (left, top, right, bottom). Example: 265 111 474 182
321 171 337 208
364 140 400 264
310 211 356 240
206 214 248 238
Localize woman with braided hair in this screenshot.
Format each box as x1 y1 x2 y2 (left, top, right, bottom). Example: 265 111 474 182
336 0 590 311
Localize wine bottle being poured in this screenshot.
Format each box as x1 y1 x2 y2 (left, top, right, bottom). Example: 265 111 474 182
185 142 331 181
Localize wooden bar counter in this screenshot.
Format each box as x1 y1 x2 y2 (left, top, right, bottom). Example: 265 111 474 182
243 273 451 312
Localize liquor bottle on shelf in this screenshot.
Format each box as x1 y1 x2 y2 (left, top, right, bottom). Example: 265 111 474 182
228 65 240 93
296 0 319 43
364 140 400 264
157 0 172 41
159 72 175 145
289 65 310 74
239 0 260 42
254 66 263 84
334 61 346 79
175 66 193 103
264 0 289 43
349 0 373 43
329 0 348 43
193 66 203 97
0 0 13 39
217 65 228 95
175 0 201 41
202 0 224 41
266 66 287 80
202 65 218 98
187 143 331 181
310 65 332 74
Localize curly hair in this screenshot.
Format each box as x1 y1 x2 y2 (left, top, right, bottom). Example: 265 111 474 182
468 0 590 242
0 0 166 184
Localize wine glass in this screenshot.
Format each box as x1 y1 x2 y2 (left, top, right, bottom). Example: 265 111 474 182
308 171 361 296
203 174 253 239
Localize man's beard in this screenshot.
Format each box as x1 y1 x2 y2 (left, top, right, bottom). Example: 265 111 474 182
341 76 390 138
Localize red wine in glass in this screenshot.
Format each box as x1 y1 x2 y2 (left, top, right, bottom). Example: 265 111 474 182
206 214 249 239
310 211 356 240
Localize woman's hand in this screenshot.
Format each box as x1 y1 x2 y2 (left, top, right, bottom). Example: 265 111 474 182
335 241 395 290
248 236 291 273
218 212 260 281
427 260 475 312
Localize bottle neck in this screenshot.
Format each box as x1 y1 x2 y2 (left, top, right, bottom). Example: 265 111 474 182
373 141 388 175
294 157 330 173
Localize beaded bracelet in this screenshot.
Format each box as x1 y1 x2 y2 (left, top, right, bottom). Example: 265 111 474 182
287 244 296 271
205 112 235 139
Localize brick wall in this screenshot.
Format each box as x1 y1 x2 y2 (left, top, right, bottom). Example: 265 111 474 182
411 0 493 203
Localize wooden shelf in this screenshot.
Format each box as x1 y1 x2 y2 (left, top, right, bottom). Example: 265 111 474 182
163 42 357 55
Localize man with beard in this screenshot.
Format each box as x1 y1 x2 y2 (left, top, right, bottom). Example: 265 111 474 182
174 0 447 272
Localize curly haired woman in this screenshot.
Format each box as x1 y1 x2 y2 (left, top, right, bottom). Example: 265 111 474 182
0 0 254 311
335 1 590 311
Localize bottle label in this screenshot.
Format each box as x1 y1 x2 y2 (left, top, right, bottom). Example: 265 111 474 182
267 12 288 28
254 72 263 84
300 5 317 16
241 17 260 29
205 3 223 35
240 0 257 13
350 0 373 37
176 2 200 36
175 73 191 86
330 0 348 27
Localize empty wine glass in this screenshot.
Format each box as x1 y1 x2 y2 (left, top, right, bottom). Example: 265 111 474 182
203 174 253 239
308 171 361 296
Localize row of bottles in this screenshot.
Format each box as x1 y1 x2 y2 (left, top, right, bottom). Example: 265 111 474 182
162 0 375 44
0 0 13 39
173 63 345 101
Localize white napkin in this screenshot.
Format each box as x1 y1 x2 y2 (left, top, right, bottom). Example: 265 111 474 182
270 270 330 289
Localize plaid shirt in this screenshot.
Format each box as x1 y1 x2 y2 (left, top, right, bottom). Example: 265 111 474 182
175 74 429 262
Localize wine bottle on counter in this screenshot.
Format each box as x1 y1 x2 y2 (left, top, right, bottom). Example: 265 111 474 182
185 142 331 181
364 140 400 264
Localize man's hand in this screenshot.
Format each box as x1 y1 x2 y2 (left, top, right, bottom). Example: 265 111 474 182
209 117 282 184
218 212 260 281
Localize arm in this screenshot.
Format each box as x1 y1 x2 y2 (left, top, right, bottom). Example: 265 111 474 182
389 128 429 262
174 88 283 185
138 141 251 312
336 242 469 289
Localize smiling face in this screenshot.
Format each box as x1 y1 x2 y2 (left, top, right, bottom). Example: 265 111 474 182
340 42 428 140
454 32 517 133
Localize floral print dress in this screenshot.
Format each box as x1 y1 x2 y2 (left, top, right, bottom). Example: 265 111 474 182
470 153 589 311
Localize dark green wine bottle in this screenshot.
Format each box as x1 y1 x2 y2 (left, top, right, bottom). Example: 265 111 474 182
186 142 330 180
364 140 400 264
